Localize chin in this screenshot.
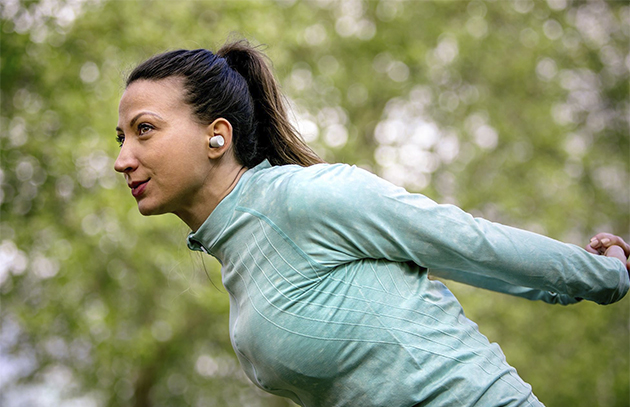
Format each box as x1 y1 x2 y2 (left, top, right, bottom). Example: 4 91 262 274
138 207 154 216
137 200 167 216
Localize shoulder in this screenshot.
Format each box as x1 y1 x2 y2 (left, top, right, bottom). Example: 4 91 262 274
238 162 386 216
267 163 394 202
279 163 409 219
239 162 413 221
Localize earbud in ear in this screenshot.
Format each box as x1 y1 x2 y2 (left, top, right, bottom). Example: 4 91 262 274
209 135 225 148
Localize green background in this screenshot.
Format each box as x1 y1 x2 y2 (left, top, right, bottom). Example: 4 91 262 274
1 0 628 406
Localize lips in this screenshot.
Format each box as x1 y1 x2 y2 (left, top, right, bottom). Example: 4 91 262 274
129 179 149 198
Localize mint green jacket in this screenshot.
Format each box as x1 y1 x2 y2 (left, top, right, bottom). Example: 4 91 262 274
187 160 628 407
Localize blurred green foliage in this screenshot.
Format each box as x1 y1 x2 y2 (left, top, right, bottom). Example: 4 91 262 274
1 0 628 406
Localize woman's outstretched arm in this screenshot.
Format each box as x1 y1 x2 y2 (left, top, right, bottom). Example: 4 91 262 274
281 164 630 305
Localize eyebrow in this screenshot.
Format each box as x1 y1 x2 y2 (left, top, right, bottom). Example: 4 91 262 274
115 112 164 132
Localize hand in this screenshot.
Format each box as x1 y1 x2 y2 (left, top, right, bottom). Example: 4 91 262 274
586 233 630 271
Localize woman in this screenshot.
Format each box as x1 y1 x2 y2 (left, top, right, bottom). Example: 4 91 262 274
114 40 629 407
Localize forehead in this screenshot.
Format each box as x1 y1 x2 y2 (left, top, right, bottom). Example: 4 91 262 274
118 77 188 118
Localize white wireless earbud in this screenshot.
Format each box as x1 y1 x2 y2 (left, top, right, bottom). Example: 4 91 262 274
209 135 225 148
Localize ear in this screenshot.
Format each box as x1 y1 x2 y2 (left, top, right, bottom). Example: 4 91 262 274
207 118 233 159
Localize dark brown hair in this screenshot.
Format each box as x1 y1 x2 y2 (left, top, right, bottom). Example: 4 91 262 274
126 40 324 167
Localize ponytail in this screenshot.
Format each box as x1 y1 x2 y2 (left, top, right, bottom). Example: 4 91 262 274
217 40 324 167
126 40 324 168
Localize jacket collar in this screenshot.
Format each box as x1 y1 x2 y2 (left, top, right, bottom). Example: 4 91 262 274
187 159 272 253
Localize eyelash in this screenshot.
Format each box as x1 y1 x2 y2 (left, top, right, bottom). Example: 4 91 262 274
138 123 153 135
115 123 154 147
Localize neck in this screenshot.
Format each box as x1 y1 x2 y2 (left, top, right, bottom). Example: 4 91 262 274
176 161 248 232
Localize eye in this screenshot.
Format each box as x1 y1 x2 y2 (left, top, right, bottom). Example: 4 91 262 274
138 123 154 136
115 134 125 147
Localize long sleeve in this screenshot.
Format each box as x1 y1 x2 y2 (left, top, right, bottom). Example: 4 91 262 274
283 164 628 305
428 268 581 305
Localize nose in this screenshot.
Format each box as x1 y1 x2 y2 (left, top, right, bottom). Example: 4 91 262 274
114 143 138 174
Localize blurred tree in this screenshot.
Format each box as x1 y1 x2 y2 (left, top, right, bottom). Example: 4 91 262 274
1 0 627 406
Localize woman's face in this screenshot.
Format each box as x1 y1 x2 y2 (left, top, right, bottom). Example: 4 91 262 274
115 77 212 217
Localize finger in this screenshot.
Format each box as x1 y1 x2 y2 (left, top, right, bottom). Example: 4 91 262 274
589 233 630 257
589 237 601 249
617 237 630 258
591 233 614 247
605 245 624 257
600 236 630 257
588 237 606 255
585 240 600 254
604 245 627 267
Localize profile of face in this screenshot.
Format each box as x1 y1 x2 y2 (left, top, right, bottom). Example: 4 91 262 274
115 77 214 218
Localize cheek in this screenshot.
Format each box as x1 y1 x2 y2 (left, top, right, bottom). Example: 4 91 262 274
162 148 208 187
149 132 209 183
